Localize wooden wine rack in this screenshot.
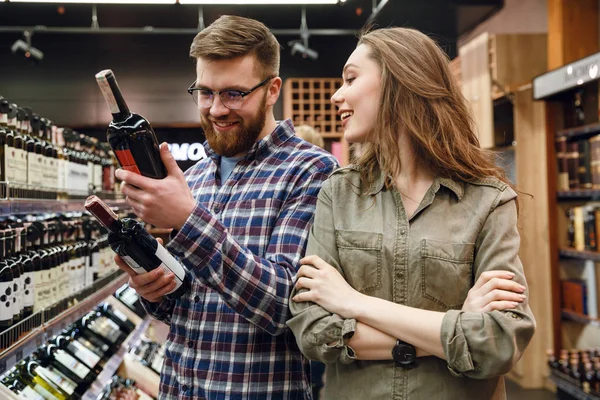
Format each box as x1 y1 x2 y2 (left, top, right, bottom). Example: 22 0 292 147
283 77 349 165
283 78 343 136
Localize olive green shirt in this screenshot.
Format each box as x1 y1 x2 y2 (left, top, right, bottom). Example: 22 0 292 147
287 167 536 400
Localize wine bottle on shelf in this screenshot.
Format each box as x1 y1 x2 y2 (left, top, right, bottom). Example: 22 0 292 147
36 344 96 392
95 69 167 179
96 302 134 334
114 284 146 318
0 259 14 349
15 359 69 400
66 325 110 361
0 96 8 198
84 195 189 299
53 333 104 372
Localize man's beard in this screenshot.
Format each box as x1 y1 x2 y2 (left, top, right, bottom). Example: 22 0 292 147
201 93 268 157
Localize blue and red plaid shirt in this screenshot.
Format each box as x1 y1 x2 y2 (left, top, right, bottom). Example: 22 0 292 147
142 119 338 400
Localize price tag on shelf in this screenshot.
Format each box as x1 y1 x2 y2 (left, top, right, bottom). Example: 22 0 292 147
0 358 6 375
14 348 22 362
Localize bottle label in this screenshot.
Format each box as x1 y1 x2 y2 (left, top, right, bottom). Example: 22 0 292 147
5 144 16 183
31 381 60 400
22 271 35 308
0 281 13 322
114 149 141 175
54 348 91 379
97 76 121 114
18 385 46 400
122 255 147 275
155 244 186 288
68 340 100 368
0 114 6 125
112 308 129 322
37 365 77 395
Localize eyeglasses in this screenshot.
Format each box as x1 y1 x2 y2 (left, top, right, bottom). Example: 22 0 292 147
187 76 273 110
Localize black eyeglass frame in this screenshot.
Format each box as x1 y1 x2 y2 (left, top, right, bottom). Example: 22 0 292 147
187 76 274 109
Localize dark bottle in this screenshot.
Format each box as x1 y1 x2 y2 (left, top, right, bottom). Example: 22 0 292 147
0 97 8 198
36 343 96 391
68 325 110 360
85 195 189 299
546 349 559 370
96 302 134 334
95 69 166 179
53 333 104 372
0 259 14 349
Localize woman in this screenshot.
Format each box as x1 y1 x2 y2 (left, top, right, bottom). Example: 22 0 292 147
287 27 535 400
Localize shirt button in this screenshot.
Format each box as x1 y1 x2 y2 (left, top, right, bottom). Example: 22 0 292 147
214 206 221 213
400 229 406 235
181 385 188 392
194 295 200 302
188 340 194 348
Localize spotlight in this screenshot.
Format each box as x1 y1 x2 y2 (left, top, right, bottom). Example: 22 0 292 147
290 41 318 60
11 31 44 62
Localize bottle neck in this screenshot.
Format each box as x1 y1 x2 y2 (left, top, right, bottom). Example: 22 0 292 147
97 72 131 123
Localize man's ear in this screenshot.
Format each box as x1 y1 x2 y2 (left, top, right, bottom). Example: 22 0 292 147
267 77 282 107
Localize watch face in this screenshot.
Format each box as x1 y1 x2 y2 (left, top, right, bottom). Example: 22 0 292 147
393 342 416 365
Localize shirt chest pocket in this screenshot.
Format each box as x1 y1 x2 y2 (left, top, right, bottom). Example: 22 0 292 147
336 230 383 293
420 239 475 310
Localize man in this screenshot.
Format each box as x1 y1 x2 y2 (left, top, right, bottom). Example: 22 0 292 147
113 15 338 399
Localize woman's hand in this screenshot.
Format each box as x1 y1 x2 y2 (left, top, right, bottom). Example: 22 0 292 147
292 255 363 319
462 270 526 312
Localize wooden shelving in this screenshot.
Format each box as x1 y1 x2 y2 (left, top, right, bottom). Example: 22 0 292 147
562 310 600 327
549 371 600 399
557 121 600 140
283 77 343 135
559 248 600 261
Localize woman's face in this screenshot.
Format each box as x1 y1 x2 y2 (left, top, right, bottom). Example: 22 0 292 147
331 44 382 143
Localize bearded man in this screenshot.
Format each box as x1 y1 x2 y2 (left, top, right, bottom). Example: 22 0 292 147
113 15 338 400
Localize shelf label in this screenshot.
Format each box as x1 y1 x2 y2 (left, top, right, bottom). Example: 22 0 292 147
534 51 600 99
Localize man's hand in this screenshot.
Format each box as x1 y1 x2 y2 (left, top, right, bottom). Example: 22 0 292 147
115 142 196 230
462 270 527 312
113 238 177 302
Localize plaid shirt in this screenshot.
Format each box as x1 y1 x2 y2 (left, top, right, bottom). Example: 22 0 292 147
142 119 338 400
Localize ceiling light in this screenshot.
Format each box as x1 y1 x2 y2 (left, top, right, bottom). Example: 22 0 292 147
9 0 175 4
179 1 339 4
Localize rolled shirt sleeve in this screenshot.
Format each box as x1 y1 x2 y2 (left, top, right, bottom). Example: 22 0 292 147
288 178 358 364
441 187 536 379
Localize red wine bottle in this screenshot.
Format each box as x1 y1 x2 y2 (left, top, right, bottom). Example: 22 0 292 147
84 195 188 299
95 69 167 179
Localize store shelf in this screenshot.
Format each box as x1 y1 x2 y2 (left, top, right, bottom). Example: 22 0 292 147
557 190 600 201
0 198 127 217
0 271 128 375
556 121 600 140
82 316 151 400
549 371 600 399
559 248 600 261
561 310 600 327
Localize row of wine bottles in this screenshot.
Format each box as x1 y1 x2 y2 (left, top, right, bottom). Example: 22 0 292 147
130 338 165 376
0 95 117 199
0 301 136 400
547 347 600 394
0 213 119 349
98 376 154 400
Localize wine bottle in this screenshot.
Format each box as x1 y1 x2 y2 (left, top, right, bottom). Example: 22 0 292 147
53 334 104 372
0 259 14 348
95 69 166 179
36 344 96 390
15 359 69 400
84 195 188 299
96 302 134 334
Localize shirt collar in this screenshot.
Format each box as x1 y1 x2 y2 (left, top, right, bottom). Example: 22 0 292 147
205 119 295 164
367 173 464 200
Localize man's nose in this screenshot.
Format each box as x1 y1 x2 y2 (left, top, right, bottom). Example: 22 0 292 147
209 94 230 118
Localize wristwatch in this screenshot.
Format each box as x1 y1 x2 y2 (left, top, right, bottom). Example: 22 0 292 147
391 339 417 369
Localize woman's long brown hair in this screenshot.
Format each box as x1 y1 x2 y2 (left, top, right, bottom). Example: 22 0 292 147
354 27 513 198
